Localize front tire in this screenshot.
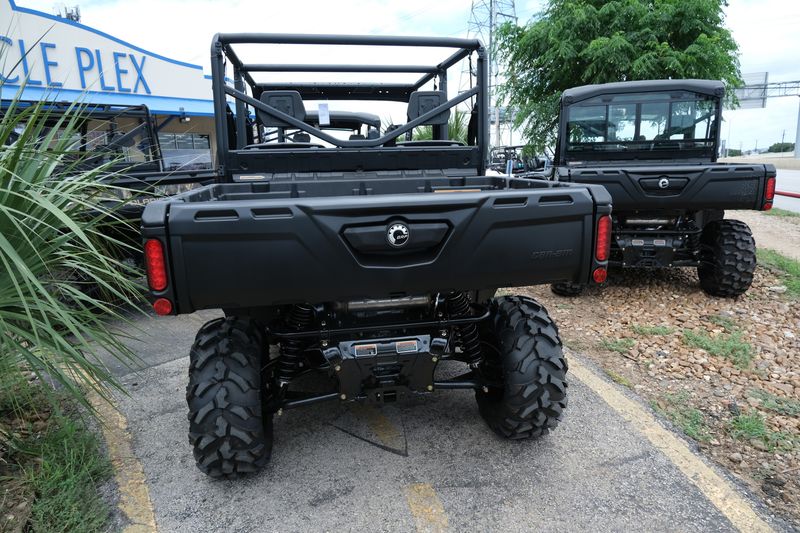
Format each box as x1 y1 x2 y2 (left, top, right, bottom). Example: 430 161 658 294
697 219 756 298
186 317 273 478
476 296 568 439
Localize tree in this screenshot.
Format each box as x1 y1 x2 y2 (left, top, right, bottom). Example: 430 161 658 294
768 142 794 153
496 0 743 150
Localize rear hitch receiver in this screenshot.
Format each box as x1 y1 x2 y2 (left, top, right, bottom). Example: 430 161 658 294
322 335 447 403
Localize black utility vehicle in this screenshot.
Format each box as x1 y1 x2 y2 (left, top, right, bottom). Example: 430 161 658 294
489 145 548 175
141 34 613 478
547 80 776 297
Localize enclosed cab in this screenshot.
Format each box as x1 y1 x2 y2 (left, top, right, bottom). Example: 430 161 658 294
550 79 776 297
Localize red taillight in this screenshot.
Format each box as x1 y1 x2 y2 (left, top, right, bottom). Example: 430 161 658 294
153 298 173 316
595 215 612 262
593 267 608 284
763 176 776 210
144 239 168 291
765 176 776 201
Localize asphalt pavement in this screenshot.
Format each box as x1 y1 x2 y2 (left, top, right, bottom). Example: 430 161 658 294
100 310 790 533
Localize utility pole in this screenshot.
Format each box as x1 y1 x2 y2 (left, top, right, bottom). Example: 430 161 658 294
494 107 501 146
465 0 518 146
795 96 800 159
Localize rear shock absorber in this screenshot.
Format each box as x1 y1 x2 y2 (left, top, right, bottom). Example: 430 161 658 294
277 304 315 385
445 292 482 366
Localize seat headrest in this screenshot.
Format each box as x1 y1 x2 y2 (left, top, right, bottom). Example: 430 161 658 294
348 134 366 140
293 133 311 143
407 91 449 126
258 90 306 128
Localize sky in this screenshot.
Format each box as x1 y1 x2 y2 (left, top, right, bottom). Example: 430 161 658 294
14 0 800 151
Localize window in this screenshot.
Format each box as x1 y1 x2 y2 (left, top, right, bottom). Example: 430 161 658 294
564 91 718 159
158 132 213 171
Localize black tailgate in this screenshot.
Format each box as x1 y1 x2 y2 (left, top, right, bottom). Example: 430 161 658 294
144 184 609 312
562 164 773 211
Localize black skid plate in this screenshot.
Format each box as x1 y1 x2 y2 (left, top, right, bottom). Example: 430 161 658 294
322 335 448 403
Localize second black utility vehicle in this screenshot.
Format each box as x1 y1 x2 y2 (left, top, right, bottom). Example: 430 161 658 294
142 33 612 478
546 80 776 297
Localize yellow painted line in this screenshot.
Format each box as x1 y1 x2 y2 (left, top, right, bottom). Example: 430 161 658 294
351 404 404 450
568 354 773 533
405 483 449 533
88 391 157 533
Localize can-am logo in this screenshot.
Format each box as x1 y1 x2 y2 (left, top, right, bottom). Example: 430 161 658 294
531 249 573 259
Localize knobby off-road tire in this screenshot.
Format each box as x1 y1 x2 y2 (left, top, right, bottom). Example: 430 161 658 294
476 296 568 439
550 281 585 297
697 219 756 298
187 317 273 478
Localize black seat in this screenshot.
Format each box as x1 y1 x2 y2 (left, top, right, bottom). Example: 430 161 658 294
257 90 306 127
349 134 366 140
407 91 449 125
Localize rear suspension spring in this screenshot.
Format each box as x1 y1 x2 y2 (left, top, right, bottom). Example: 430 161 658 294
277 304 315 384
446 292 482 366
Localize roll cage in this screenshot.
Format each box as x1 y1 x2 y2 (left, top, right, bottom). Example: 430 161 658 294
210 33 489 179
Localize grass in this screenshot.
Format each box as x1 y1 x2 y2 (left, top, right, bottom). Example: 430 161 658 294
651 391 712 442
631 324 673 336
729 411 795 452
0 378 112 533
757 248 800 297
599 338 635 354
748 389 800 416
682 324 753 369
604 369 633 388
763 207 800 219
708 314 737 331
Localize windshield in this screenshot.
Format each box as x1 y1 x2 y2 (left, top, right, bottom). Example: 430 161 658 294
564 91 719 162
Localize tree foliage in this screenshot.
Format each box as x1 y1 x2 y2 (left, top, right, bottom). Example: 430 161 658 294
768 142 794 153
496 0 743 150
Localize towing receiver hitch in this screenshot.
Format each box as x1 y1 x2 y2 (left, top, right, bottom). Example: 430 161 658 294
322 335 449 403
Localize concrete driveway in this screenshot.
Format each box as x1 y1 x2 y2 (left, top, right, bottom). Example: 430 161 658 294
102 310 789 533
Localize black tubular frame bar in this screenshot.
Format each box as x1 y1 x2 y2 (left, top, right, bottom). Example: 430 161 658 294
209 33 488 177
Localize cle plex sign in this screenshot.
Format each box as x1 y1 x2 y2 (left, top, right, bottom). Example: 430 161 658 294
0 37 151 94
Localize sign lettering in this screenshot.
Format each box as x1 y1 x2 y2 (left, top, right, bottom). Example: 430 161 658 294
0 35 151 94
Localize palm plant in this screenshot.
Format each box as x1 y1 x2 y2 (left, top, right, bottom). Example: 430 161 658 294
412 110 469 143
0 89 144 407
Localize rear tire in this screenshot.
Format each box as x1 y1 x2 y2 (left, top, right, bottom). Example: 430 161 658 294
697 219 756 298
476 296 568 439
550 281 585 297
186 317 273 478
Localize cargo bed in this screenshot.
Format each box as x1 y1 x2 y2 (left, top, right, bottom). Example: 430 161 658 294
142 176 611 313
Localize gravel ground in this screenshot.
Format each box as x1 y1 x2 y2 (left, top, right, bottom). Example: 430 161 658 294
731 210 800 261
520 261 800 525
